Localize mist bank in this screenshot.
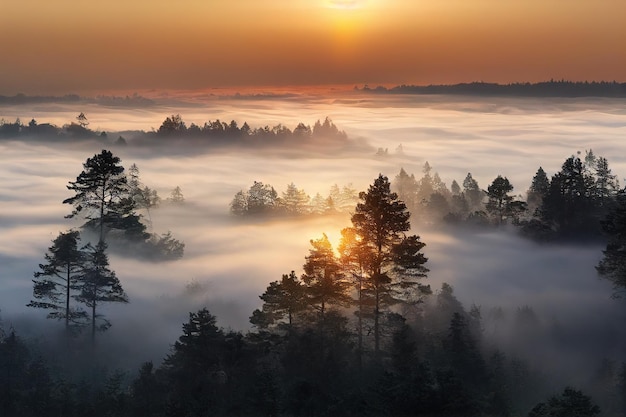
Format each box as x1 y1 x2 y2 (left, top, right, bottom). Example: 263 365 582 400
1 96 625 415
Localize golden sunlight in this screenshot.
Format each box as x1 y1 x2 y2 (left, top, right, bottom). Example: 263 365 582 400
321 0 374 44
326 0 367 9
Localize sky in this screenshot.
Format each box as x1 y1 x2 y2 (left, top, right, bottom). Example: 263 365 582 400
1 0 625 95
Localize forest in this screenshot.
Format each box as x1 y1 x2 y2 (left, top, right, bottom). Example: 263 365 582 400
359 80 626 98
230 150 623 244
0 112 353 153
1 139 626 416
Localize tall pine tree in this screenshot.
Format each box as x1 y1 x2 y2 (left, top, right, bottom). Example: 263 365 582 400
350 174 430 358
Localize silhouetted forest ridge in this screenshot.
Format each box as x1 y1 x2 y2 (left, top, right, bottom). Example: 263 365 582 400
0 113 352 150
357 80 626 97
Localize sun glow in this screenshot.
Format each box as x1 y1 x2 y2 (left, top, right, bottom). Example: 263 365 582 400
321 0 374 47
326 0 367 9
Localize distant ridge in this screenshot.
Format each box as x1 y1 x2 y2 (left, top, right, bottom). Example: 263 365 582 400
357 80 626 98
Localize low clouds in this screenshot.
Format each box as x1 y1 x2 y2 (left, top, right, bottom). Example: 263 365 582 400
1 94 625 376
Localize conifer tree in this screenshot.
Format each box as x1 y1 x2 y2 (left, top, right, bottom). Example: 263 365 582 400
597 189 626 297
28 230 87 332
527 167 550 211
63 150 145 243
463 172 483 210
250 271 307 330
76 241 128 343
350 174 430 357
302 234 351 324
486 175 514 225
280 183 310 215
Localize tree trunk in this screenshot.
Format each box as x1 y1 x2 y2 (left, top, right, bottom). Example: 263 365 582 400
65 264 71 333
357 278 363 371
374 285 380 357
99 179 106 243
92 302 96 345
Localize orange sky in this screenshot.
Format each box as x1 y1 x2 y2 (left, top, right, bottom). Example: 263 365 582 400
1 0 625 94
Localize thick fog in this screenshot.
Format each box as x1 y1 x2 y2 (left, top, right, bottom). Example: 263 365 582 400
1 94 625 383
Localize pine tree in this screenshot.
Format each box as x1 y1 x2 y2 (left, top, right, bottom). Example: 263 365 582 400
393 168 419 211
541 156 596 236
250 271 307 330
162 308 227 416
486 175 514 225
350 174 430 357
167 186 185 204
596 189 626 297
63 150 145 243
76 241 128 343
280 183 310 215
527 167 550 211
247 181 277 214
528 386 600 417
463 172 483 210
230 190 248 216
28 230 87 332
302 234 351 324
338 226 370 368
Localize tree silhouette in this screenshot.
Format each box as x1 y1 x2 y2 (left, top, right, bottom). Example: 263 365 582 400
63 150 144 243
528 386 600 417
350 174 430 357
541 156 596 236
27 230 87 332
592 156 619 206
302 234 351 325
167 186 185 204
75 241 128 343
280 183 310 215
463 172 483 210
596 189 626 297
250 271 307 330
527 167 550 211
247 181 277 214
161 308 235 416
157 114 186 136
393 168 419 212
486 175 514 225
338 226 370 368
76 112 89 128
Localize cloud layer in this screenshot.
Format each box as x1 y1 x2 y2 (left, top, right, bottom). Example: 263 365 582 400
1 95 625 378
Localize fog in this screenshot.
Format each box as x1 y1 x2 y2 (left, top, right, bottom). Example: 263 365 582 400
1 94 625 385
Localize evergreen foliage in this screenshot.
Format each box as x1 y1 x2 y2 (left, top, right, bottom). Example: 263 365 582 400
27 230 87 331
76 241 128 342
63 150 138 242
350 174 430 356
596 189 626 297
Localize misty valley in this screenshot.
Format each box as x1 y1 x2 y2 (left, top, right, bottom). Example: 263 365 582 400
1 94 626 416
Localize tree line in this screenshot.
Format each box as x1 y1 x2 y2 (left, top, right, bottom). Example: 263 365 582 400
386 150 619 240
0 113 351 150
3 173 625 416
359 80 626 98
230 181 359 216
232 150 622 244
